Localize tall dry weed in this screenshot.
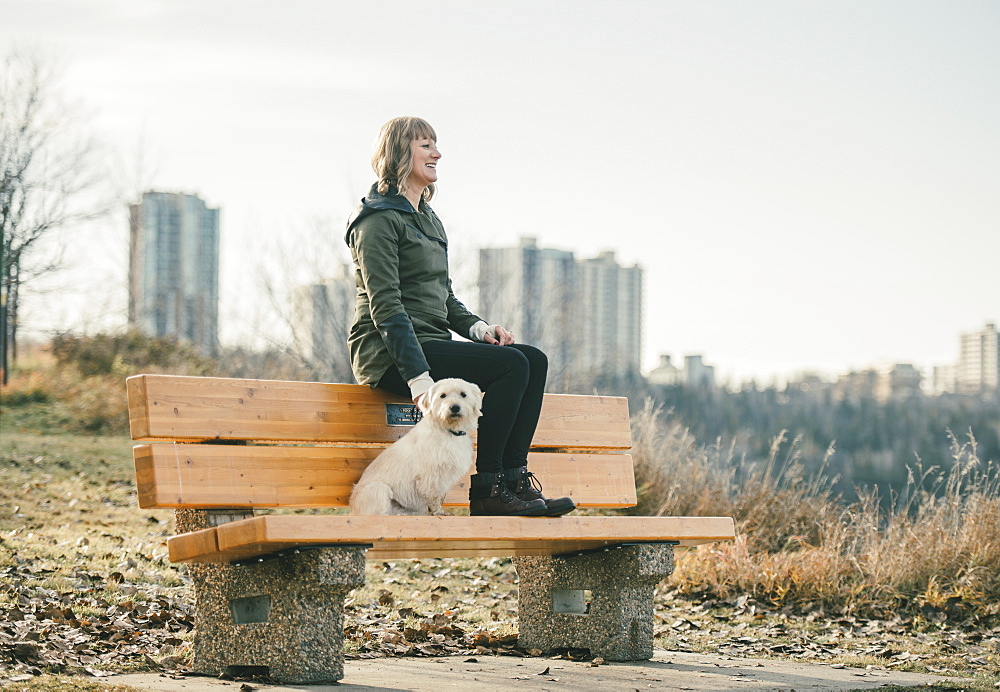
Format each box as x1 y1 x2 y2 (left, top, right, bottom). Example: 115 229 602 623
631 400 835 552
632 402 1000 618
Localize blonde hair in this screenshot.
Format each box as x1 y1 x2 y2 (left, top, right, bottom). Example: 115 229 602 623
372 116 438 201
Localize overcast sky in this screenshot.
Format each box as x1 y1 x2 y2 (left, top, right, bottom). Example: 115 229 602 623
4 0 998 384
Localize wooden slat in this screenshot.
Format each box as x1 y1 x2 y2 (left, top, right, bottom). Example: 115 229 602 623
535 393 631 449
126 375 150 439
126 374 631 449
133 444 638 509
167 515 737 563
167 527 221 562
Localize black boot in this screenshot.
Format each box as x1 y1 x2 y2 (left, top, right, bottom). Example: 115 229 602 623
469 472 548 517
502 466 576 517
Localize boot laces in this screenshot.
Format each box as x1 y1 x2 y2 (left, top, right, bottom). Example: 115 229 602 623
491 479 516 500
521 471 543 494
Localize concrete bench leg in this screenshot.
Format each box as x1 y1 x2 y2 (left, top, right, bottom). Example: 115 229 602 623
176 510 366 683
513 544 674 660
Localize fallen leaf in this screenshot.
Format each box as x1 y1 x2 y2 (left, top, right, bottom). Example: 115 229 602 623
84 667 115 677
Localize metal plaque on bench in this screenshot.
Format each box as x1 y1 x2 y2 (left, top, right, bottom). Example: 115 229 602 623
385 403 422 426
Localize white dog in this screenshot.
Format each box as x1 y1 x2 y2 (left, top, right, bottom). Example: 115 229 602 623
349 378 483 515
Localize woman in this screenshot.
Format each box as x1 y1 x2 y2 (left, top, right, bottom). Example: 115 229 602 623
345 116 574 517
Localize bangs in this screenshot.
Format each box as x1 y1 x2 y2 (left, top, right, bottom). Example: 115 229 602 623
407 118 437 143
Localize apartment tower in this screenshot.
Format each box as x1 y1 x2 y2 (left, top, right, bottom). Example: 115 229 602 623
128 192 220 356
478 237 642 388
957 322 999 394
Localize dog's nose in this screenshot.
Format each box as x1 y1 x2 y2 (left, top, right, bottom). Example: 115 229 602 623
450 404 461 414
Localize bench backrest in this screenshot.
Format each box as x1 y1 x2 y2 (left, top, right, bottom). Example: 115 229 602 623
128 375 637 511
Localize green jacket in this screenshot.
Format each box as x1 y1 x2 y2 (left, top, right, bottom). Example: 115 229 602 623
345 184 483 386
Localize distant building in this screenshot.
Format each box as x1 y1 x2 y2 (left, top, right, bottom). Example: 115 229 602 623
957 322 999 394
835 368 879 400
577 251 643 379
836 364 922 401
648 353 717 389
479 237 642 387
477 238 576 382
932 364 957 396
683 355 715 389
128 192 219 356
292 263 354 381
874 363 922 402
787 372 832 393
647 354 682 386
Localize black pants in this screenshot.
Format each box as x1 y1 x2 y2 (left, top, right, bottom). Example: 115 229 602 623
377 340 548 474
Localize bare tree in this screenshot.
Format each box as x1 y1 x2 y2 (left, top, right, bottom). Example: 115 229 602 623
1 47 107 382
246 216 356 383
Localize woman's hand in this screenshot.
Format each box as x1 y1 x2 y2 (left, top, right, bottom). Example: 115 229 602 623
485 325 516 346
408 372 433 410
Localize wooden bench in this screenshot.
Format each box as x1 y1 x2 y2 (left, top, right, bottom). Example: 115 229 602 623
127 374 735 683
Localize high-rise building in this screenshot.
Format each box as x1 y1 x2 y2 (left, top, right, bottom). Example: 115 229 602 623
477 238 576 383
577 251 643 378
478 237 642 387
128 192 219 356
292 263 355 382
957 322 999 394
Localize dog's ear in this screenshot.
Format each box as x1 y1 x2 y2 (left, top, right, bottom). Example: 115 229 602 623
471 384 483 417
417 385 435 415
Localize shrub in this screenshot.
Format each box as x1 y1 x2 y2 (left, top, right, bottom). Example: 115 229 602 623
0 370 53 405
0 366 130 435
3 332 325 435
50 330 214 378
63 373 131 434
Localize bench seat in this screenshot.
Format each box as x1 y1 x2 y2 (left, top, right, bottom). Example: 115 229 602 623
170 514 737 563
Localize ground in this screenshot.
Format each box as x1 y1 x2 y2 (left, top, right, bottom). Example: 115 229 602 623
0 426 997 691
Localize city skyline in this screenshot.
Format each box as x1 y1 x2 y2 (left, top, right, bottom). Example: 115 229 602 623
4 1 998 384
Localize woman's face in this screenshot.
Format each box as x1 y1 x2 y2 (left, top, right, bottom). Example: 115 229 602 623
405 137 441 191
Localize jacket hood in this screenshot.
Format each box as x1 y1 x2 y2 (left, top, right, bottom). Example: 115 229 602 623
345 183 427 245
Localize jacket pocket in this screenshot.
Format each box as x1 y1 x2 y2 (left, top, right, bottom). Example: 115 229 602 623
404 223 446 247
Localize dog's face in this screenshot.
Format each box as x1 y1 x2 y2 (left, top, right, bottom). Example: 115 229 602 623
419 378 483 431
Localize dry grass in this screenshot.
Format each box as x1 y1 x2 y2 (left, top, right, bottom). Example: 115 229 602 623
1 367 130 435
631 400 1000 620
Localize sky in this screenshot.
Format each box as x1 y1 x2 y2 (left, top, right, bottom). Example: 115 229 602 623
4 0 998 385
